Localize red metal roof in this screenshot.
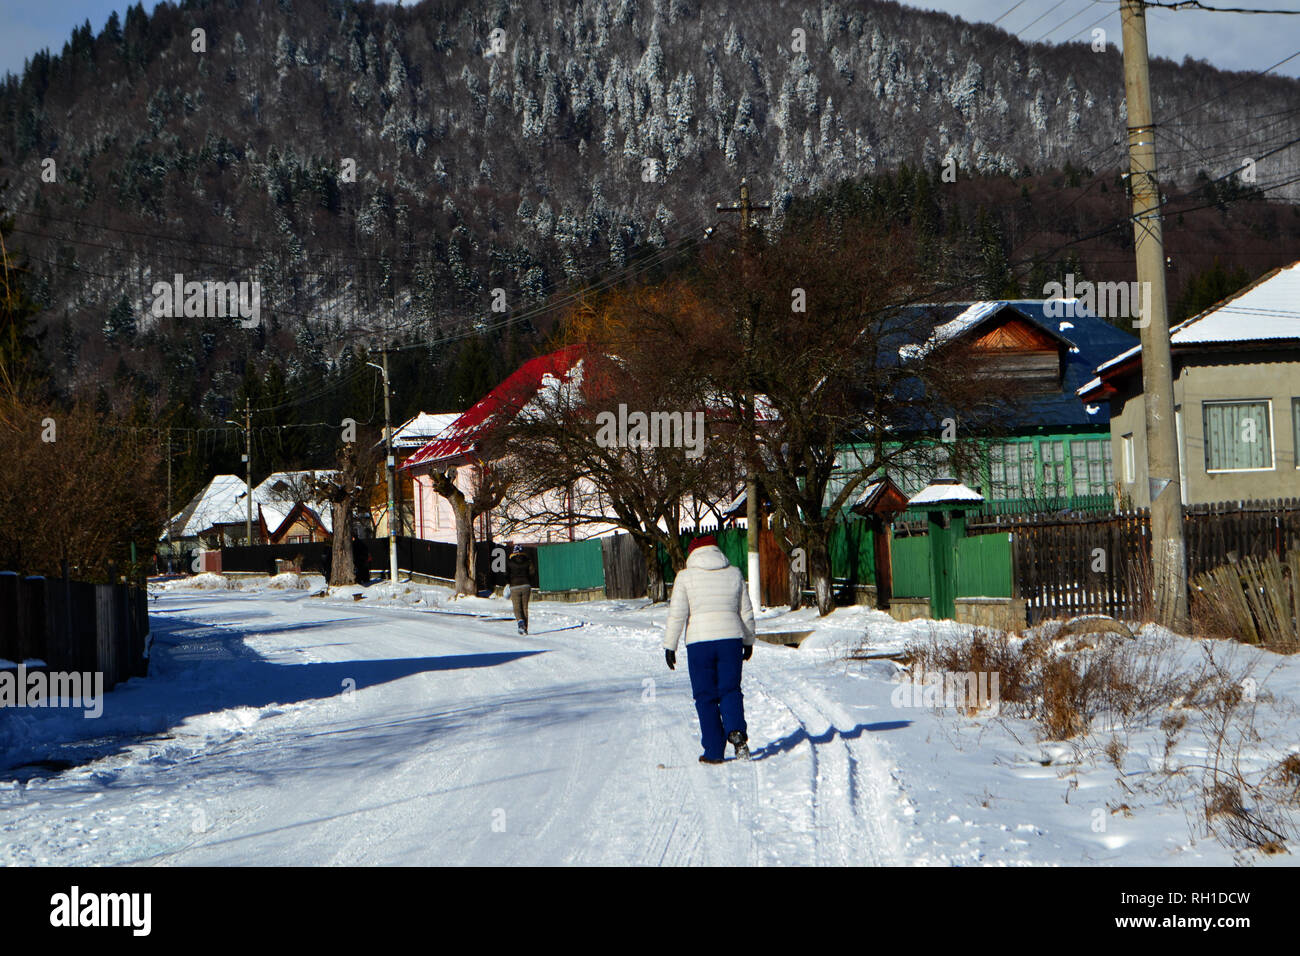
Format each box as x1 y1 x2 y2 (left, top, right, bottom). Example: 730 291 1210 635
401 345 590 471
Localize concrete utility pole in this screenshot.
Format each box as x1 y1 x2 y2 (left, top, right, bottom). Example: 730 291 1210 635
377 349 400 584
244 399 253 546
716 178 770 613
1120 0 1188 629
165 431 173 573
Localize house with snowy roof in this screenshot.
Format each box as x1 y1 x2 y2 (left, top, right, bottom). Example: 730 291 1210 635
161 474 252 550
253 471 336 545
369 412 460 538
401 347 621 544
1078 261 1300 506
828 299 1139 510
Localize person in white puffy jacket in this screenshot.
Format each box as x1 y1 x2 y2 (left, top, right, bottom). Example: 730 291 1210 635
663 535 756 763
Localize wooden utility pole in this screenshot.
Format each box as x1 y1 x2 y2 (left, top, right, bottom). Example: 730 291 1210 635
716 178 770 612
165 431 173 573
1120 0 1188 629
381 348 399 584
243 398 253 546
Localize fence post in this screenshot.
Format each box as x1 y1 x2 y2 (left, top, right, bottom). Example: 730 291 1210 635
0 571 18 663
44 577 72 671
95 583 117 692
19 576 47 665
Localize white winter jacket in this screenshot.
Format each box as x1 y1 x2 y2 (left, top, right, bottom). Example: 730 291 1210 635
662 545 756 652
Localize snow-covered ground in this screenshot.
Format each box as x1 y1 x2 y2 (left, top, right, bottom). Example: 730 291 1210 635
1 574 1296 866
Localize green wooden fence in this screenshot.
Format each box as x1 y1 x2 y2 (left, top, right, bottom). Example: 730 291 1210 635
536 538 605 591
659 528 748 584
891 531 1013 600
532 519 1011 603
899 493 1113 525
829 519 875 583
955 532 1014 598
891 536 932 598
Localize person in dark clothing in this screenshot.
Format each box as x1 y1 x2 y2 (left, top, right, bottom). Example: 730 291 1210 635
506 543 535 634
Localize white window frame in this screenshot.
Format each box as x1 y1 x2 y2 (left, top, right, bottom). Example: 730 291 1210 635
1202 399 1276 474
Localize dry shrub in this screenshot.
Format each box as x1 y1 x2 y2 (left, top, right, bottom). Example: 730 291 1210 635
1187 644 1295 855
907 626 1192 741
1203 781 1290 855
916 627 1033 707
1265 755 1300 805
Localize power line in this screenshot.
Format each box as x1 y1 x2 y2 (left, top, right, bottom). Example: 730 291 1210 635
1140 1 1300 13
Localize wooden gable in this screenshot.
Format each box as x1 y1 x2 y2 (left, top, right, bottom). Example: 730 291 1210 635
973 317 1060 353
969 312 1064 390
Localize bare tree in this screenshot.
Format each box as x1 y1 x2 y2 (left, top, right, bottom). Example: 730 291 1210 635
682 217 1020 615
499 299 742 601
312 437 381 587
0 361 163 579
424 460 513 596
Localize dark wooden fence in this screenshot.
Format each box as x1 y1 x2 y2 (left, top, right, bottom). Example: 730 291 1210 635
0 572 149 691
601 534 647 599
220 537 537 592
997 498 1300 624
222 537 461 582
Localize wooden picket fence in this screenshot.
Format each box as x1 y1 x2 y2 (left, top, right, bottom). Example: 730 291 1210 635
994 498 1300 624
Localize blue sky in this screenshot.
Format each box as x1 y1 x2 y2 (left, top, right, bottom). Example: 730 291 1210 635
0 0 1296 79
901 0 1300 78
0 1 163 78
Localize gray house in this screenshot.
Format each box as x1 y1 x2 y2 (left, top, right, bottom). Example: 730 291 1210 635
1078 261 1300 506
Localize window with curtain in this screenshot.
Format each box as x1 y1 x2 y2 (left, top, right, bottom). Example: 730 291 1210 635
1069 439 1114 496
988 441 1038 499
1203 401 1273 471
1041 440 1066 497
1294 399 1300 469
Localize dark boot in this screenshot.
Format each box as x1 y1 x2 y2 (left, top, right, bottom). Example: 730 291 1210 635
698 755 725 765
728 730 751 760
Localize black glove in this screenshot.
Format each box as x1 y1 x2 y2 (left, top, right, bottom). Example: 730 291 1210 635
743 644 753 661
665 649 676 670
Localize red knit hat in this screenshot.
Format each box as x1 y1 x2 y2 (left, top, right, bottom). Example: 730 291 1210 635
688 534 718 554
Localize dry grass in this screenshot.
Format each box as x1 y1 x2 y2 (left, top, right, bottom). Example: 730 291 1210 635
906 625 1190 741
904 624 1299 857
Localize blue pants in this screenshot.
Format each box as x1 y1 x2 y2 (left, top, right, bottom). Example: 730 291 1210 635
686 638 747 760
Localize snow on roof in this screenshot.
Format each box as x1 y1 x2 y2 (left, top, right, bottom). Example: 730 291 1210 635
402 347 782 474
852 481 886 508
390 412 460 449
164 474 249 539
1089 261 1300 383
899 300 1008 359
254 471 336 535
402 346 589 470
908 480 985 506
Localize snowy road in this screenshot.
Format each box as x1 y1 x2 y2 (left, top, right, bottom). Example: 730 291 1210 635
0 583 911 866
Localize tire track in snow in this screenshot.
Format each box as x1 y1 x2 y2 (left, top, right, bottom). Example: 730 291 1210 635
748 670 905 866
